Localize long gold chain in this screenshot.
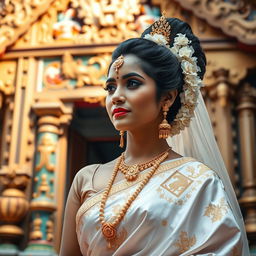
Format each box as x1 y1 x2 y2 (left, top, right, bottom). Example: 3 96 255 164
99 151 169 248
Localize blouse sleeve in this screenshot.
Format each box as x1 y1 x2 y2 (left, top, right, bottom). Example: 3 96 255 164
176 168 245 256
59 164 98 256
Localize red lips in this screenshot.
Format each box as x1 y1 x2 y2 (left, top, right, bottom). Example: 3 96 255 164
112 108 130 118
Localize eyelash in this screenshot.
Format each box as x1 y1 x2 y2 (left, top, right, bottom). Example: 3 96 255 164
104 79 142 93
104 84 116 93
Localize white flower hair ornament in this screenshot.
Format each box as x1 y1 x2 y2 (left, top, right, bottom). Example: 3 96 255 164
143 15 203 137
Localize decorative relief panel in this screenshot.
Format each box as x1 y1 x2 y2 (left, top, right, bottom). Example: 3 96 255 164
0 0 55 53
177 0 256 44
12 0 159 48
0 60 16 107
39 53 112 90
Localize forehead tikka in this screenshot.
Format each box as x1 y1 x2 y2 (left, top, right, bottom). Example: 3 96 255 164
113 55 124 79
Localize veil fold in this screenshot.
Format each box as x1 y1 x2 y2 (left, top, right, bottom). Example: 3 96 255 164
167 91 250 255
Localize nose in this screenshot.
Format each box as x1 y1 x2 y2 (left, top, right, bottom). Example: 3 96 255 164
111 87 126 105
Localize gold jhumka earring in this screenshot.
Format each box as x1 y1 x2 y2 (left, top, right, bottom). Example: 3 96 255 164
112 56 125 148
159 103 171 139
119 130 125 148
113 55 125 149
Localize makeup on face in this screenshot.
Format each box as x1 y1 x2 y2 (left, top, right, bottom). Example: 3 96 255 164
105 72 145 94
105 55 161 133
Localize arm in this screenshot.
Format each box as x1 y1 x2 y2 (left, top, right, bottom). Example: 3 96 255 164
59 171 83 256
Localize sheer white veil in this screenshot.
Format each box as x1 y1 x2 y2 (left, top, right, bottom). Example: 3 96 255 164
167 91 250 255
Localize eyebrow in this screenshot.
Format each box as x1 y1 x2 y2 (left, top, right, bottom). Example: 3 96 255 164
106 72 145 83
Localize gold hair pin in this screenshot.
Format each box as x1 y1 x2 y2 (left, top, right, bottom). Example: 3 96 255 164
150 13 171 43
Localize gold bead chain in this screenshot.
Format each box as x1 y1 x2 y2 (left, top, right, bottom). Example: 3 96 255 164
99 151 169 248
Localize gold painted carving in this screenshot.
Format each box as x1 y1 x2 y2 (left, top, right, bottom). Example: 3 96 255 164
204 197 229 222
46 219 54 241
204 64 249 108
8 0 142 48
0 165 30 241
33 174 54 199
174 231 196 253
30 214 43 240
70 0 140 43
35 134 56 172
237 81 256 244
0 61 16 107
61 52 111 87
177 0 256 44
0 0 55 53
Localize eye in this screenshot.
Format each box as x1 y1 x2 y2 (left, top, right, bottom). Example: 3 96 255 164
104 84 116 93
127 79 142 89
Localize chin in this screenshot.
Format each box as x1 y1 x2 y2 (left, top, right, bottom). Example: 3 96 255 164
113 121 132 131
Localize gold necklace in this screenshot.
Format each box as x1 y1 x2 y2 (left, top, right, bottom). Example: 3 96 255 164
119 148 171 181
99 151 169 248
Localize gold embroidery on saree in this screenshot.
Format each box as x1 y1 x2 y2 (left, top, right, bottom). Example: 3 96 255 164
76 157 194 226
157 171 214 206
160 171 193 197
174 231 196 253
204 197 229 222
186 163 210 179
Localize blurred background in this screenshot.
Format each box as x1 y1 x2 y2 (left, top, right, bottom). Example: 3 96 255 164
0 0 255 255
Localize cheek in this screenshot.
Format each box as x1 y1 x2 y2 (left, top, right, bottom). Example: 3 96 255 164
132 88 158 113
105 96 113 120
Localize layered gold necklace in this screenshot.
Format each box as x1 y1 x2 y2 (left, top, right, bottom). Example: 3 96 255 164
99 149 170 248
119 148 171 181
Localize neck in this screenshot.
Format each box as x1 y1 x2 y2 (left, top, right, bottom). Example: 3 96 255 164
124 125 170 165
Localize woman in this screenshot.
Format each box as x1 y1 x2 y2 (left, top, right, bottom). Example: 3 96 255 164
60 16 250 255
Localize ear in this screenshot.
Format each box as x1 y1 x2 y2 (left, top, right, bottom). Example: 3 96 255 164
161 89 178 108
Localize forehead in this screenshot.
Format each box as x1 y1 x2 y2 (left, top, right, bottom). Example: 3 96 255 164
108 55 143 77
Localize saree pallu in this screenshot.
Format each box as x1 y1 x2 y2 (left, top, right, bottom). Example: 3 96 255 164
76 157 244 256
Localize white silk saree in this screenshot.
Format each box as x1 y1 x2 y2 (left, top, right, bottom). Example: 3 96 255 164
75 157 246 255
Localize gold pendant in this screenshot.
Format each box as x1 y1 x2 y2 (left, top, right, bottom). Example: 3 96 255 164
125 164 139 181
102 222 117 240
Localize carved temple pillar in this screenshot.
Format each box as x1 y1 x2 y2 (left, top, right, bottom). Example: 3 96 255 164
0 166 30 256
21 102 67 256
204 68 237 187
237 83 256 250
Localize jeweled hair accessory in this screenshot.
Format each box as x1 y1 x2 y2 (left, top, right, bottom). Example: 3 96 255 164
144 14 171 45
143 15 203 137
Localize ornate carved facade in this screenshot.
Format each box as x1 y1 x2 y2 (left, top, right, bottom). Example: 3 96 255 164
0 0 255 255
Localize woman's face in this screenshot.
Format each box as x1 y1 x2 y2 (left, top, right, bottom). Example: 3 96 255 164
105 54 162 132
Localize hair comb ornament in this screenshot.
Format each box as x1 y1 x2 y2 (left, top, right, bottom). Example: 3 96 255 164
143 13 171 47
143 14 203 137
150 13 171 44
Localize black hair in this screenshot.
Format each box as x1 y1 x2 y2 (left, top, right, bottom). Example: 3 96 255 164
110 18 206 123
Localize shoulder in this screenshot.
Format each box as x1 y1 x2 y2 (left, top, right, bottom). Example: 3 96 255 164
72 163 100 191
93 156 120 176
173 157 225 193
179 157 218 179
73 157 119 188
75 163 100 180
